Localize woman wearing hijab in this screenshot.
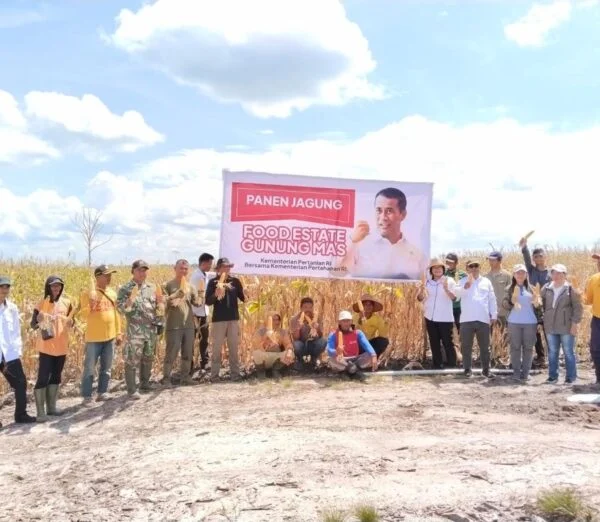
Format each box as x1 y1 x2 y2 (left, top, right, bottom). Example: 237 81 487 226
417 258 458 369
30 275 73 421
502 264 540 383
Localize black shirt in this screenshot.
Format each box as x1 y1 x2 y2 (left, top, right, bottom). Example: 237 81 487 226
205 276 245 322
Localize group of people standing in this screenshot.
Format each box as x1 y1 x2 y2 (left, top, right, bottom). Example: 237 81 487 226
419 238 600 384
1 239 600 427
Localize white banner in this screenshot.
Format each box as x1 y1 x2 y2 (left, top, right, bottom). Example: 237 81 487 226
219 170 433 282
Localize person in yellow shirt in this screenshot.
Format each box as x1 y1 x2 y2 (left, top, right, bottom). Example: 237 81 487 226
352 294 389 356
30 275 74 421
79 265 123 404
585 253 600 386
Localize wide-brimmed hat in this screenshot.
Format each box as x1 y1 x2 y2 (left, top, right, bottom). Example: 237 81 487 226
592 253 600 260
352 294 383 313
428 257 446 270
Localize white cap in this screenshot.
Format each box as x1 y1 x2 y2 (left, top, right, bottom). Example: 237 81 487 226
551 263 567 274
338 310 352 321
512 263 527 274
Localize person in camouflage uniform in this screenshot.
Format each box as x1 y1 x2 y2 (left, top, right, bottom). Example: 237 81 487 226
117 259 164 399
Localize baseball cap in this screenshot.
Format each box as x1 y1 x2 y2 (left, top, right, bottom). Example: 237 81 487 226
216 257 234 268
0 275 11 286
488 251 503 260
131 259 150 270
512 263 527 274
47 276 64 286
445 253 458 263
551 263 567 274
338 310 353 321
94 264 117 276
466 260 480 268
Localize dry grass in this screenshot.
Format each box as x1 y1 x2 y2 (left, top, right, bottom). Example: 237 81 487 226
0 247 597 395
536 487 595 521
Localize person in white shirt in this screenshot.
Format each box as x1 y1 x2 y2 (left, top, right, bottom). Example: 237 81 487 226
454 261 498 378
417 258 458 369
189 253 215 374
332 187 426 280
0 275 36 426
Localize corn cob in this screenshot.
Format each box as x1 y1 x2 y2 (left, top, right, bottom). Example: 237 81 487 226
357 299 364 313
336 330 345 361
524 230 535 240
512 286 521 309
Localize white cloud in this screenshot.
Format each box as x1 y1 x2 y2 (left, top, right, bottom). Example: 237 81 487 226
107 0 383 118
0 90 60 165
504 0 571 47
24 92 165 156
2 115 600 262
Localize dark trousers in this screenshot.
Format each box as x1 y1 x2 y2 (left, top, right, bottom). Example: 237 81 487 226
591 317 600 381
35 353 66 389
195 315 210 372
369 337 389 357
425 319 456 368
460 321 491 371
453 308 461 333
0 357 28 421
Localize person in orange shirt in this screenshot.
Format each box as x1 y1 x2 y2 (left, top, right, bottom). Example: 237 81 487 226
30 275 74 422
585 253 600 386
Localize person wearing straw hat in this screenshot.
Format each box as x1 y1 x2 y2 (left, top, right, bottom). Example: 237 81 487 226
0 275 36 425
502 264 540 383
418 258 458 369
327 310 377 380
252 312 294 380
540 264 583 384
454 260 498 378
585 253 600 387
352 294 389 357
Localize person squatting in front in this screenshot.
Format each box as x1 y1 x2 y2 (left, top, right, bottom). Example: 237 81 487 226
117 260 165 399
30 275 74 421
352 294 390 357
327 311 378 381
290 297 327 371
251 312 295 380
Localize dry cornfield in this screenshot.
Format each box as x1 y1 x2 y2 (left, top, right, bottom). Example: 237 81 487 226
1 247 597 395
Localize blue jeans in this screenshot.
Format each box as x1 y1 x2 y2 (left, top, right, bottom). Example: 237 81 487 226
81 340 115 397
547 333 577 381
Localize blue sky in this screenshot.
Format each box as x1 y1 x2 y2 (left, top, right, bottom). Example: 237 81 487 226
1 0 599 264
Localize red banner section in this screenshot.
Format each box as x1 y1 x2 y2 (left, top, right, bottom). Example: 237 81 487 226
231 182 355 227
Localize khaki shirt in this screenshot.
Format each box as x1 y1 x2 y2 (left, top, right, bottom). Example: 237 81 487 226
485 269 512 318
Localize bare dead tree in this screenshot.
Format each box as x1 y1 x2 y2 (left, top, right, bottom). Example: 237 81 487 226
71 208 113 266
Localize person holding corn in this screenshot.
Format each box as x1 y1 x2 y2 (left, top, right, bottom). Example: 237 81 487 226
189 252 215 374
161 259 202 387
252 312 294 380
30 275 74 421
205 257 245 382
290 297 327 371
352 294 389 357
327 310 377 380
79 264 122 405
117 260 165 398
501 264 541 383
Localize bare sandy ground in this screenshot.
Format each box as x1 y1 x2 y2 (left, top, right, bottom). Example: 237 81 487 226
1 368 599 522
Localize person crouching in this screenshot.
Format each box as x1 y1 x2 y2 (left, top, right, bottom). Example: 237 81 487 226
252 313 294 380
327 311 377 381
